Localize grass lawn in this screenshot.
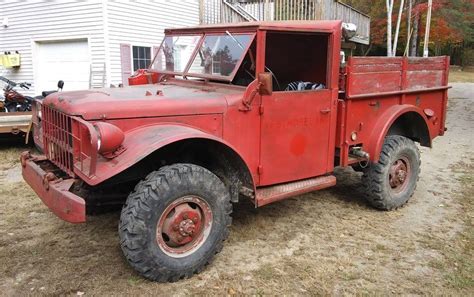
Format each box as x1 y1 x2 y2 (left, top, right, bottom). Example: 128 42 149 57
449 71 474 83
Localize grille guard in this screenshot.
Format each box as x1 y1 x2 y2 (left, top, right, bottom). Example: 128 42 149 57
42 105 99 178
72 116 99 177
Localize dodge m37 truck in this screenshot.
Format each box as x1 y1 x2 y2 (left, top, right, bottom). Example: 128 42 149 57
21 21 450 282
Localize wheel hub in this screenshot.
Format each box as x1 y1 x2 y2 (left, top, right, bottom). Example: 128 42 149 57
389 157 411 192
156 196 212 257
179 219 196 237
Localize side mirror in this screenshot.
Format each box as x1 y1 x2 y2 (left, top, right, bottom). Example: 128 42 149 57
258 72 272 96
57 80 64 90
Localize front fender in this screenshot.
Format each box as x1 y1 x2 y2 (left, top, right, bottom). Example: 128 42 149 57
82 124 248 186
366 105 430 163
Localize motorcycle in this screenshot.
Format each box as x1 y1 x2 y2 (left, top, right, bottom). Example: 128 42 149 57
0 76 64 146
0 76 34 112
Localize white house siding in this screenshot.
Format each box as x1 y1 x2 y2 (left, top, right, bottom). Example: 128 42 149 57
0 0 106 96
106 0 200 86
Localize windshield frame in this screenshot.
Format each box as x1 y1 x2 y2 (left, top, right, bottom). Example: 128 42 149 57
148 31 256 82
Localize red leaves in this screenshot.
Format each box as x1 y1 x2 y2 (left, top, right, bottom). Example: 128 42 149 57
430 18 463 45
364 0 470 49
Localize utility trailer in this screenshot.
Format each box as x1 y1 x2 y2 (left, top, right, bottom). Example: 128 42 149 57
0 112 32 136
0 77 32 140
21 21 449 282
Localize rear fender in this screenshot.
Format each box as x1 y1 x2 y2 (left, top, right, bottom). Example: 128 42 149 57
366 105 431 162
86 124 252 187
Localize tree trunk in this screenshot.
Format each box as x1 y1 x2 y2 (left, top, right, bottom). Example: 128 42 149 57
393 0 405 56
364 44 373 56
423 0 433 57
386 0 394 56
410 4 419 57
406 0 412 55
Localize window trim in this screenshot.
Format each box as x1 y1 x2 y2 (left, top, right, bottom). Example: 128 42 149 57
131 45 152 72
274 88 330 94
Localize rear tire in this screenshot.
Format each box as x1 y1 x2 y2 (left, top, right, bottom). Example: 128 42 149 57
362 135 420 210
119 163 232 282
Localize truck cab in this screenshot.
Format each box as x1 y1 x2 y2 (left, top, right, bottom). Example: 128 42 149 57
21 21 449 282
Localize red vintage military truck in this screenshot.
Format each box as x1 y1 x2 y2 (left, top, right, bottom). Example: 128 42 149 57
21 21 449 282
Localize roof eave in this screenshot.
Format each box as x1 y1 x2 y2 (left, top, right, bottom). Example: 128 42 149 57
165 20 343 35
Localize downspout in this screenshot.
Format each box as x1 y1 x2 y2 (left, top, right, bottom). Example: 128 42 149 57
102 0 112 87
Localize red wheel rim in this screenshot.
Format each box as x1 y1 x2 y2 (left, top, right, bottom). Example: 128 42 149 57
388 156 411 194
156 196 212 258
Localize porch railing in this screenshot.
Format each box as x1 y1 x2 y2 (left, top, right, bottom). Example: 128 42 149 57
200 0 370 44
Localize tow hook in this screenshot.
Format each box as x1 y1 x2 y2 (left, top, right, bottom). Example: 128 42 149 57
21 151 59 190
350 147 370 159
42 172 59 191
20 151 31 168
20 151 46 167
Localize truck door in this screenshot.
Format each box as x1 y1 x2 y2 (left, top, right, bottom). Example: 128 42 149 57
258 31 333 186
259 89 332 186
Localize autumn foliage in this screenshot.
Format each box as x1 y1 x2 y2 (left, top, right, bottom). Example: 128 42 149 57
345 0 474 65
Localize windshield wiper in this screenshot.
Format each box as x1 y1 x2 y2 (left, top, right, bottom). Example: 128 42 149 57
225 31 256 72
225 31 245 50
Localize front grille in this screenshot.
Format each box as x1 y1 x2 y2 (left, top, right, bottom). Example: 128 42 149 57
42 105 75 176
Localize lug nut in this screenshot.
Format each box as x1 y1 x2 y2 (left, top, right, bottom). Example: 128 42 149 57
183 213 188 220
192 217 198 223
173 224 179 231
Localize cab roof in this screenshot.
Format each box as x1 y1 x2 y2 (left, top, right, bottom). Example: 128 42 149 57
165 20 343 35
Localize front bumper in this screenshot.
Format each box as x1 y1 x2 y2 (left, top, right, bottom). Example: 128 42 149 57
21 152 86 223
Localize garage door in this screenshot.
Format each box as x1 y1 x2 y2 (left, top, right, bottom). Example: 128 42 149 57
35 39 90 93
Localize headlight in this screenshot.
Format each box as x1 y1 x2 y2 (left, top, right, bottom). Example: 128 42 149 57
93 122 125 158
35 101 42 119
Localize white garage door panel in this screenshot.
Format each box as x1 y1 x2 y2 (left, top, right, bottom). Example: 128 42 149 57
36 40 90 93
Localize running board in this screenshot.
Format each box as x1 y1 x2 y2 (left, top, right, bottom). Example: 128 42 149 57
255 175 336 207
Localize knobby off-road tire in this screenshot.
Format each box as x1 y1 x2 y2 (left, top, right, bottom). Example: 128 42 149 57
362 135 421 210
119 164 232 282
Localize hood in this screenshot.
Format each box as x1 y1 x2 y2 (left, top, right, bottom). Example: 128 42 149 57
43 83 243 120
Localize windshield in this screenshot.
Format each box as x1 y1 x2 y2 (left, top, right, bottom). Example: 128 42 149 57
188 34 254 78
149 32 255 81
150 35 201 73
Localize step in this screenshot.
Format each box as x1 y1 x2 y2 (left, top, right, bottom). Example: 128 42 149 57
255 175 336 207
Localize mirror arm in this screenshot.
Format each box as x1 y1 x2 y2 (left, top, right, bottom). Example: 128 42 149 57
240 82 262 111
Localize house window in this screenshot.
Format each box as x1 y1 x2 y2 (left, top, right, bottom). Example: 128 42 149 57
132 46 151 71
174 46 184 71
212 55 221 74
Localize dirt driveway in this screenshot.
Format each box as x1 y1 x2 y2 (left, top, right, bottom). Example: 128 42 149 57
0 83 472 295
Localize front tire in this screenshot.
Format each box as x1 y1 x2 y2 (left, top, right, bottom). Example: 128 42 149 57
119 164 232 282
362 135 421 210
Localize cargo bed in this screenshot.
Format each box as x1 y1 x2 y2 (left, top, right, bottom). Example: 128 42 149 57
336 56 450 166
